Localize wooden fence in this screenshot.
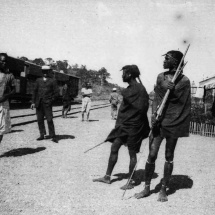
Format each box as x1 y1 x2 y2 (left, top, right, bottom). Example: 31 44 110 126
190 121 215 137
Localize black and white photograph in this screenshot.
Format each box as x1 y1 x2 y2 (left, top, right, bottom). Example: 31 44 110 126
0 0 215 214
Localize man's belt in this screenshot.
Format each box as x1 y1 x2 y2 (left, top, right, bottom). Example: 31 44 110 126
83 95 91 98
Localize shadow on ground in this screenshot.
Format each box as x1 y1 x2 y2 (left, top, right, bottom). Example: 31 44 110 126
63 116 78 119
0 147 46 157
112 169 158 185
86 120 99 122
56 134 75 140
10 129 24 133
151 175 193 196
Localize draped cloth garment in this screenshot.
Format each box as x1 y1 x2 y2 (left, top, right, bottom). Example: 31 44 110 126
153 72 191 138
105 82 150 153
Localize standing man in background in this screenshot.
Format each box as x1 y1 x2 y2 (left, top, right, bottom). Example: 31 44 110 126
0 53 15 145
31 65 59 143
109 88 119 120
81 83 92 121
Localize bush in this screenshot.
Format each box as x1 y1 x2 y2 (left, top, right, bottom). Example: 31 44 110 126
191 102 214 124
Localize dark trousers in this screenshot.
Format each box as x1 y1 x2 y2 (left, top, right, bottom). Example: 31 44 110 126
36 101 55 137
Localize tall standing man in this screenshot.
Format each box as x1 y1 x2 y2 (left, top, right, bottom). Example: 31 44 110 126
93 65 150 189
135 50 191 202
31 65 59 143
81 83 92 121
109 88 119 120
0 53 15 145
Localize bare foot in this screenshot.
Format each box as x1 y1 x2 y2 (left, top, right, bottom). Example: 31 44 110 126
134 186 150 199
120 180 135 190
93 175 111 184
157 188 168 202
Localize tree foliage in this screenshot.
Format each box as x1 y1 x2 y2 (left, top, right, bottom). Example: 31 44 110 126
16 55 123 96
32 58 45 66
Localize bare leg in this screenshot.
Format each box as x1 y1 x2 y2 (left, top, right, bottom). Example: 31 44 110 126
93 139 121 184
158 137 177 202
82 112 84 121
120 149 137 190
135 135 163 199
64 106 70 118
87 112 90 121
158 161 173 202
134 162 155 198
0 135 3 143
62 108 65 118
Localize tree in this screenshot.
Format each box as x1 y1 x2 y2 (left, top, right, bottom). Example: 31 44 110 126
32 58 45 66
19 56 29 61
44 58 54 65
56 60 68 73
98 67 110 86
71 64 79 69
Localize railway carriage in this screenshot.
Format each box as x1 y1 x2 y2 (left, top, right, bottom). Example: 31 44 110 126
6 56 79 103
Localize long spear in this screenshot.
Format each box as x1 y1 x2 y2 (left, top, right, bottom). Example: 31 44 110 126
84 141 105 153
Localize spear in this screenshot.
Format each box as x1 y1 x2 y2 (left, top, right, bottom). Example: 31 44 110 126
84 141 105 153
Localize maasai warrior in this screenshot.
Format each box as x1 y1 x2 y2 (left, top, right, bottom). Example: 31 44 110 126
62 83 72 118
81 83 92 121
31 65 59 143
0 53 15 145
109 88 119 120
134 50 191 202
93 65 150 189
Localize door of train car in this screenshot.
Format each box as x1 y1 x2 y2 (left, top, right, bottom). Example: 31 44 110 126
68 75 79 99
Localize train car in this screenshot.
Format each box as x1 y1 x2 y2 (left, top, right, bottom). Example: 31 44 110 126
6 56 80 103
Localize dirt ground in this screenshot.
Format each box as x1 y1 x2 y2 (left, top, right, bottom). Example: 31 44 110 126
0 101 215 215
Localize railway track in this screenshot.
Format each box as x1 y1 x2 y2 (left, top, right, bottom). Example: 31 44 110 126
11 102 110 128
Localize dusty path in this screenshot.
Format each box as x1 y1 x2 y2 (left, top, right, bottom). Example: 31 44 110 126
0 101 215 215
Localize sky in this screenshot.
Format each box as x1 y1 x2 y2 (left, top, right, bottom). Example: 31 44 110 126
1 0 215 92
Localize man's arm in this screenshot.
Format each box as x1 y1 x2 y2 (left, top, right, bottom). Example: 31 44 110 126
0 74 16 103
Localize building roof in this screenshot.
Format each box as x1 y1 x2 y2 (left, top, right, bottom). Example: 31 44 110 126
199 75 215 84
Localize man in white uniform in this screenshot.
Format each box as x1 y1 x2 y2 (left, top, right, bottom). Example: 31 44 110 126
81 83 92 121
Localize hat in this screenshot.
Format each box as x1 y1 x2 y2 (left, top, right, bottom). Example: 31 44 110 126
120 65 140 78
113 88 117 91
42 65 51 70
162 50 183 62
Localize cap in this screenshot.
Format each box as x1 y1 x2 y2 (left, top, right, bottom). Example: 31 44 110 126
162 50 183 62
113 88 117 91
42 65 51 70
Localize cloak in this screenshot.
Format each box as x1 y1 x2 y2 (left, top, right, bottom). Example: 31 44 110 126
105 82 150 153
153 72 191 138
